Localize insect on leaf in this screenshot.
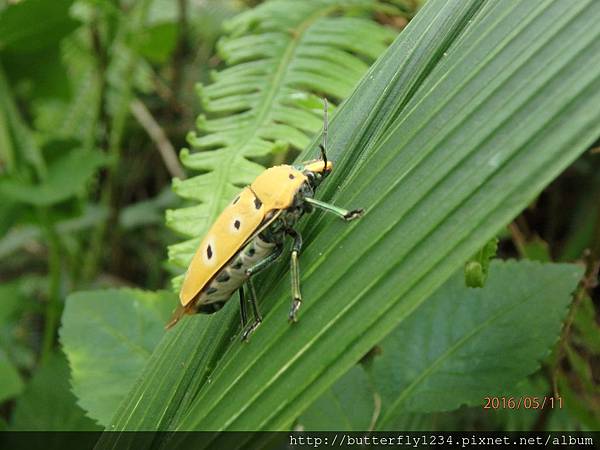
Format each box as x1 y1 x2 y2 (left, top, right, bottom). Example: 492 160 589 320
166 0 398 285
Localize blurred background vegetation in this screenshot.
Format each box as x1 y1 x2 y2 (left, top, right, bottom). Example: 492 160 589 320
0 0 598 434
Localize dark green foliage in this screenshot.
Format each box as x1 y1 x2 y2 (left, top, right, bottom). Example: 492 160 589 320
372 261 582 428
0 149 109 206
10 352 100 431
0 0 79 53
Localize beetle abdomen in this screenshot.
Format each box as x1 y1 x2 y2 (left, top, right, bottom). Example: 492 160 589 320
195 236 276 313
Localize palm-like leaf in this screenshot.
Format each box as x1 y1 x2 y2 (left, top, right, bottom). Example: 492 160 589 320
166 0 397 275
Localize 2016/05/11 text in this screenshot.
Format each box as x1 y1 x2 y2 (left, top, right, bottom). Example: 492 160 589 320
483 396 563 410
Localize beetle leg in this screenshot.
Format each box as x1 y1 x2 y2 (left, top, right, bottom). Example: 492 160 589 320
286 228 303 322
244 244 283 277
241 245 282 341
238 287 248 328
304 197 364 221
241 278 263 341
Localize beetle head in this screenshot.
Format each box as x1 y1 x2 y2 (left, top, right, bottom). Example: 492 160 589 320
295 157 332 189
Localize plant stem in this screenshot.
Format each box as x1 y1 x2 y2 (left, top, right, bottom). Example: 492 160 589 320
130 98 186 179
40 210 62 362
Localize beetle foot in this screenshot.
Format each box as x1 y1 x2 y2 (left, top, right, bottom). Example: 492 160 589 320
288 298 302 323
343 208 364 221
241 319 262 342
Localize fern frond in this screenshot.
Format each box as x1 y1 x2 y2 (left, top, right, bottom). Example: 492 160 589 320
167 0 399 278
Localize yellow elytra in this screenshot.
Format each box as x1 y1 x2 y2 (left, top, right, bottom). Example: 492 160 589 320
167 100 363 339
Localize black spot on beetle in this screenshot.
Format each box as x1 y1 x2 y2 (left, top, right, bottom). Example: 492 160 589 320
198 301 224 313
246 247 256 257
216 272 230 283
232 260 243 270
206 245 213 259
206 287 218 295
234 219 241 229
254 197 262 209
289 173 295 180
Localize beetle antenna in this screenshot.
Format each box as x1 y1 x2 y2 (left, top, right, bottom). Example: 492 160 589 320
319 98 328 170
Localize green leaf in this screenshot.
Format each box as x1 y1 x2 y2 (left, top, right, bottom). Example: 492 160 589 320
10 352 100 431
166 0 397 271
59 289 175 427
3 46 71 100
0 348 23 403
0 0 79 53
0 148 108 206
0 189 174 261
0 204 108 259
136 22 178 64
98 0 600 443
464 236 498 287
370 260 582 429
298 365 377 431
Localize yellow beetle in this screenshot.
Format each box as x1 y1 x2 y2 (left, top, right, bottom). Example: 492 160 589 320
167 100 363 340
